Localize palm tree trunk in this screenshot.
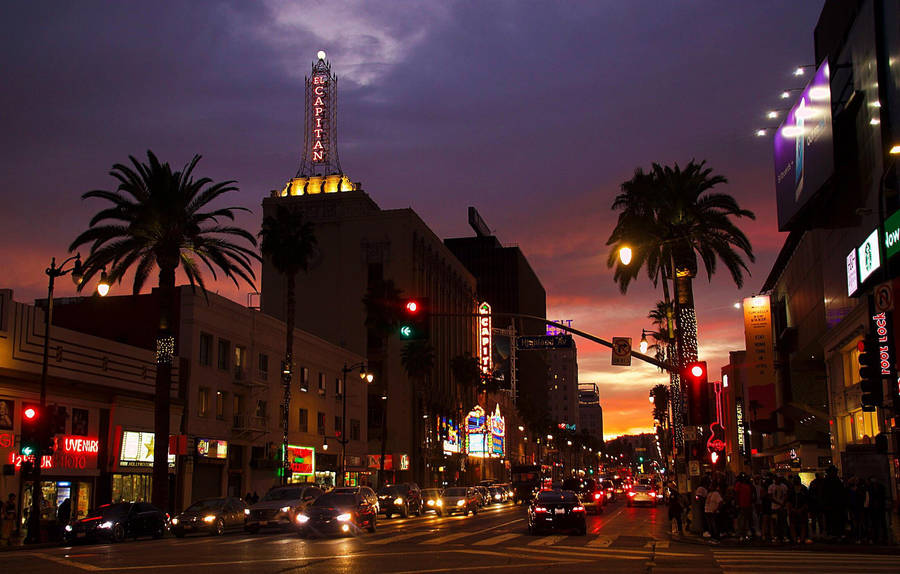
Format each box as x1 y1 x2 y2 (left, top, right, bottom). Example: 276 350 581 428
282 273 295 485
152 266 176 512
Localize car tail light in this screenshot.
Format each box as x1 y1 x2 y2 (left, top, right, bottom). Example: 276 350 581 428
573 506 585 512
593 493 602 500
534 506 548 513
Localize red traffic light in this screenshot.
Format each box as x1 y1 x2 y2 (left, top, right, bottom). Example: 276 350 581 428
23 407 38 420
690 364 704 377
405 301 419 313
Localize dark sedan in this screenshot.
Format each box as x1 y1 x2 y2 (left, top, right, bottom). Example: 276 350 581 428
64 502 167 543
296 492 377 537
527 490 586 536
171 497 249 537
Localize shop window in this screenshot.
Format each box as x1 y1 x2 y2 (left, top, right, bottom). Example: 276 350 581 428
317 411 326 435
258 353 269 380
298 408 308 433
199 332 213 366
843 343 862 387
112 474 152 503
216 391 226 420
351 419 361 441
199 387 209 417
72 407 89 436
218 339 230 370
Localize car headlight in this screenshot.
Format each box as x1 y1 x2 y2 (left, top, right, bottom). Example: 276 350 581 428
394 497 403 505
427 500 434 506
203 515 216 523
296 514 309 524
436 500 443 507
494 494 501 500
99 521 113 529
244 508 250 516
171 518 179 525
64 524 73 532
280 506 292 514
456 500 465 507
336 513 352 522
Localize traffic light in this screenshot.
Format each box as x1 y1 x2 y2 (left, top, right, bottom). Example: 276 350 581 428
399 298 429 341
683 361 710 426
858 338 883 411
20 404 41 457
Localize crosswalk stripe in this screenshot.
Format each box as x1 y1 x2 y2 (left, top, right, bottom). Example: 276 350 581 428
422 532 471 545
366 531 425 545
473 533 521 546
587 535 614 547
643 539 669 549
528 535 566 546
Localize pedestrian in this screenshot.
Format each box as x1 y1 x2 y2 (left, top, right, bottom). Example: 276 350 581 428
760 476 773 541
788 476 810 544
244 492 253 504
734 474 754 540
2 494 17 546
822 465 845 539
691 479 708 535
808 472 825 539
667 484 683 535
251 491 259 504
57 497 71 525
768 475 788 542
867 476 887 545
704 484 723 540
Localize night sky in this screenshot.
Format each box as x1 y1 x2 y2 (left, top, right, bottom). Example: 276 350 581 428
0 1 825 438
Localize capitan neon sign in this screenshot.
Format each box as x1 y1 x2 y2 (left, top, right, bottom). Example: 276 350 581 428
311 73 328 163
478 302 492 376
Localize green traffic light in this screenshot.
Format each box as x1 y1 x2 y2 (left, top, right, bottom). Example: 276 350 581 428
400 325 413 338
21 446 34 456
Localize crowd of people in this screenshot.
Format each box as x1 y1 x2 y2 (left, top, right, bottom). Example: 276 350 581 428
667 466 892 545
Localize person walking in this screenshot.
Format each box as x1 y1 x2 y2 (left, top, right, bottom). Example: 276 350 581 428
667 483 684 536
692 479 709 535
768 476 789 542
2 494 18 546
867 476 887 545
788 476 810 543
822 466 846 539
734 474 755 540
704 484 724 540
808 472 825 539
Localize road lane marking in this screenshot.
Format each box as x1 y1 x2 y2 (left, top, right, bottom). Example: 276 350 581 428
366 531 427 545
514 546 647 561
468 517 524 536
527 535 566 546
588 535 614 547
422 532 471 545
30 553 102 572
221 537 258 545
472 533 521 546
267 537 298 544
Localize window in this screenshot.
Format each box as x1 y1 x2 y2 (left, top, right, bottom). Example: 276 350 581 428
258 353 269 380
199 333 213 366
318 372 326 395
198 388 209 417
234 345 246 372
216 391 225 420
317 412 326 435
256 400 267 418
298 408 309 432
300 367 309 392
233 394 244 418
351 419 361 441
335 416 342 436
217 339 230 370
844 344 862 387
71 408 89 436
335 377 342 397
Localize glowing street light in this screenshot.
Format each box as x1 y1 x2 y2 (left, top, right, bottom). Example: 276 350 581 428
618 246 632 266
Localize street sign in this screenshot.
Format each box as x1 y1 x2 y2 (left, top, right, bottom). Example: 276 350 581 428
611 337 632 366
516 335 574 350
875 282 893 312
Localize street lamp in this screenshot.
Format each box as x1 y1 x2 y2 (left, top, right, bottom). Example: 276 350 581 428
29 254 108 543
618 246 632 266
639 329 652 354
340 362 372 486
649 392 655 404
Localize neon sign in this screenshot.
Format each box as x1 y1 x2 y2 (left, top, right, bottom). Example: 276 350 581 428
465 404 505 459
63 437 99 454
286 445 315 475
478 302 492 376
311 71 329 163
441 418 459 455
7 434 100 471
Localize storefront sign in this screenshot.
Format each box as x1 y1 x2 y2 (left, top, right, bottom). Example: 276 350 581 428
440 417 459 455
735 400 746 454
858 229 881 284
465 404 505 459
119 430 175 468
286 445 314 475
7 434 99 472
367 454 393 471
872 312 895 379
0 432 12 449
196 438 227 459
399 454 410 471
478 302 492 375
885 210 900 260
847 250 859 296
557 423 576 431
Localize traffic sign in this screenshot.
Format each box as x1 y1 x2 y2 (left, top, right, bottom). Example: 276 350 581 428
611 337 632 366
516 335 574 350
875 282 893 312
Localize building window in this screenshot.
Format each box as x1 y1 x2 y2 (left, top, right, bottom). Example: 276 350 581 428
258 353 269 380
317 412 326 435
335 377 342 397
300 367 309 391
298 408 308 433
844 343 862 387
216 391 225 420
318 372 326 395
199 332 213 366
233 394 244 423
217 339 230 370
71 408 89 436
256 400 267 418
234 345 247 376
198 387 209 417
335 416 342 436
351 419 361 441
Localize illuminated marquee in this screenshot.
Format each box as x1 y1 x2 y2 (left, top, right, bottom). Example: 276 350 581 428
478 302 492 376
311 71 329 163
465 404 505 459
7 434 99 472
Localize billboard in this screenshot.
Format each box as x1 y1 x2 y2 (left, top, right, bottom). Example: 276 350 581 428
742 296 777 426
774 61 833 231
286 445 315 476
119 430 175 468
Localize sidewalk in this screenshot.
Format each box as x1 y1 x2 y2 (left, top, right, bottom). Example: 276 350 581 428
670 531 900 554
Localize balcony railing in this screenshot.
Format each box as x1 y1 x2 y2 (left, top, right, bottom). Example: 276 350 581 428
233 414 267 431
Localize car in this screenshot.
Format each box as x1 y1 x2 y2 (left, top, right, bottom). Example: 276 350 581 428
510 465 541 505
626 484 659 507
376 483 423 518
473 486 490 507
421 488 444 516
440 487 479 516
64 502 167 543
577 481 604 515
296 490 377 536
488 486 508 504
171 497 249 537
246 484 324 532
527 490 586 536
598 480 617 502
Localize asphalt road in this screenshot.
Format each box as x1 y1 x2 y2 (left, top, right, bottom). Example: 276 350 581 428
3 499 900 573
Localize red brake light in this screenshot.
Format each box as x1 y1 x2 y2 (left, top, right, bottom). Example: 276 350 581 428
534 506 548 513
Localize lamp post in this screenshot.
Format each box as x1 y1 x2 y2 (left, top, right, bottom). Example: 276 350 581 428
28 255 108 544
340 362 372 487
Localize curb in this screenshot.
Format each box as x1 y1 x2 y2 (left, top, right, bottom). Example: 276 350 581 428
0 541 59 553
669 533 899 554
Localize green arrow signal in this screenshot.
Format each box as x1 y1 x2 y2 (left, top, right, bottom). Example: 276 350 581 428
400 325 413 338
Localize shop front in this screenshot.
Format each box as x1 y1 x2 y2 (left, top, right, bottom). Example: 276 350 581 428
111 429 175 503
193 438 227 500
285 445 315 485
315 453 338 487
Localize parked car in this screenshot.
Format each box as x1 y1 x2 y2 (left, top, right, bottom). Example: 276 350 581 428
421 488 444 516
296 490 377 536
439 487 479 516
171 497 249 537
376 483 423 518
626 484 659 507
246 484 324 532
64 502 166 543
527 490 586 536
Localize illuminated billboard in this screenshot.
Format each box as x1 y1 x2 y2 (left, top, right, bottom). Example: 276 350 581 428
119 431 175 468
774 61 833 231
465 404 505 459
197 438 228 459
440 417 460 455
285 445 315 476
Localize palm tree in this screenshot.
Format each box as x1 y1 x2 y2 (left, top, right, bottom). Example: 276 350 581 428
401 341 435 484
450 354 481 407
70 150 258 510
259 205 318 485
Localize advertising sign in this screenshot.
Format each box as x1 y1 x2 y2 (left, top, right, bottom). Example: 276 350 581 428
478 302 492 375
440 417 459 455
196 438 228 459
775 61 833 231
286 445 315 476
7 434 99 472
465 404 505 459
742 296 776 424
847 250 859 296
119 431 175 468
885 210 900 260
858 229 881 284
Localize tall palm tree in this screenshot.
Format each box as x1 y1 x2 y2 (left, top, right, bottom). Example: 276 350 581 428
401 341 435 484
70 150 258 510
259 205 317 485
